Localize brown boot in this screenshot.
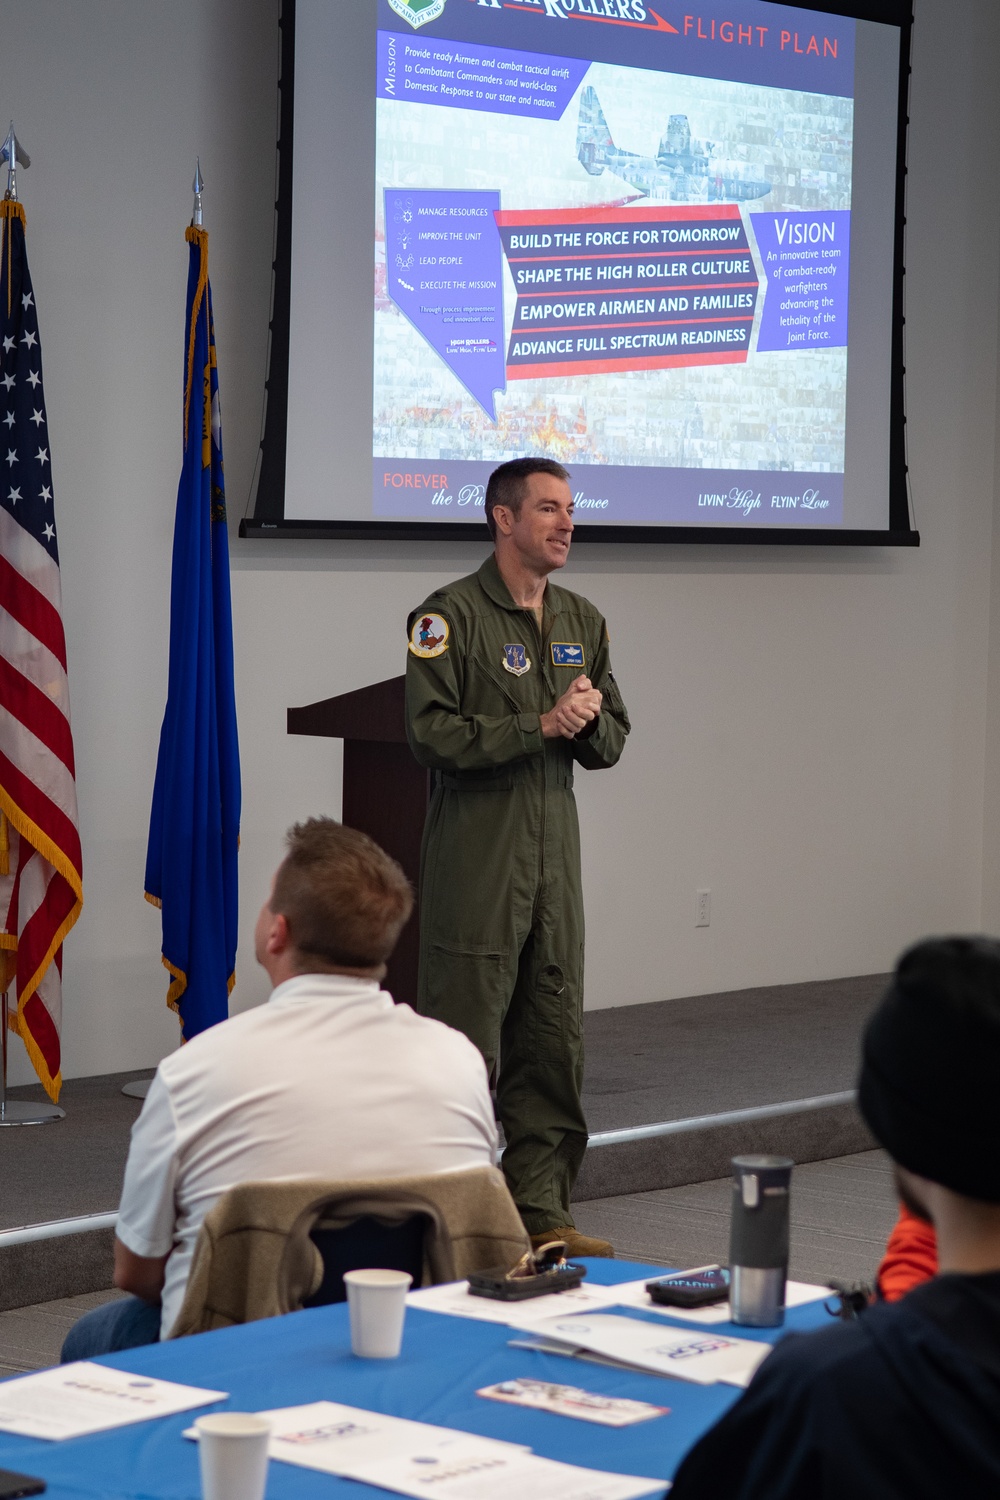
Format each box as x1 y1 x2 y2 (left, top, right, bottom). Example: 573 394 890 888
530 1226 614 1259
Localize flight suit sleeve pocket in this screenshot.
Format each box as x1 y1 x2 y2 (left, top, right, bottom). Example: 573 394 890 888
604 671 630 732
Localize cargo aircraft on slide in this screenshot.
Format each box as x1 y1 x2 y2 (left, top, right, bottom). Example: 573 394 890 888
576 86 772 203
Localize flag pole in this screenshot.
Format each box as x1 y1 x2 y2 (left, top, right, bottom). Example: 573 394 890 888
0 126 65 1125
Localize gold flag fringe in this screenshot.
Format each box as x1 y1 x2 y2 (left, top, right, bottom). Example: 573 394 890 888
183 226 208 448
0 200 26 320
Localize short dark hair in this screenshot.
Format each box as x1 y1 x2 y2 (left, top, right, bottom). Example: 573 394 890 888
271 818 413 971
484 457 570 540
858 936 1000 1201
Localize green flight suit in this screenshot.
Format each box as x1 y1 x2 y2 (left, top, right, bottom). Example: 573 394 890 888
405 554 630 1233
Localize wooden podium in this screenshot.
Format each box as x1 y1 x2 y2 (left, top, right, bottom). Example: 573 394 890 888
287 676 429 1007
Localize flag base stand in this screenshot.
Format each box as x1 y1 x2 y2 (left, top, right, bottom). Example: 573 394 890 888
121 1080 151 1100
0 1098 65 1125
0 991 65 1126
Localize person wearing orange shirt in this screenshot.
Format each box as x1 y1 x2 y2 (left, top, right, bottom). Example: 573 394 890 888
877 1203 938 1301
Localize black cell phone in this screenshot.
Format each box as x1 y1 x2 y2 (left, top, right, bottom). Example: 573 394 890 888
468 1261 587 1301
646 1266 730 1309
0 1469 46 1498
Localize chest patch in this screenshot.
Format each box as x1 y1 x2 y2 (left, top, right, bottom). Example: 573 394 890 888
502 643 531 676
409 612 450 659
551 642 586 668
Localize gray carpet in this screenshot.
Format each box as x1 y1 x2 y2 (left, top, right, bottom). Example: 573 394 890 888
0 1289 124 1380
583 974 888 1132
0 1072 151 1231
574 1148 898 1286
0 974 886 1232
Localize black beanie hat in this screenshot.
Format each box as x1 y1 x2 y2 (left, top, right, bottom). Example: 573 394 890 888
858 936 1000 1202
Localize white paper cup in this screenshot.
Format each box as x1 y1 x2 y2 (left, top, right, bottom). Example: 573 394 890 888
343 1267 413 1358
195 1412 271 1500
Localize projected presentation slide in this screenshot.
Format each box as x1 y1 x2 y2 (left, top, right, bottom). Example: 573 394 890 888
373 0 859 528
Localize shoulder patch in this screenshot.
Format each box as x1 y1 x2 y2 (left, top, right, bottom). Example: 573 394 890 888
409 612 450 659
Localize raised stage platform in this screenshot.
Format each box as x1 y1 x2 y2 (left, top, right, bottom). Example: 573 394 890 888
0 972 886 1310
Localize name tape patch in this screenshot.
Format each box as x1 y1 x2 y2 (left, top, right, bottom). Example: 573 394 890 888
551 642 586 668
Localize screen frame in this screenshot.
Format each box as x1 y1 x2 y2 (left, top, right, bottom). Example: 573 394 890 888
240 0 918 547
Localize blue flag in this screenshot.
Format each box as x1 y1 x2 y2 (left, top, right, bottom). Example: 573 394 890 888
144 226 240 1040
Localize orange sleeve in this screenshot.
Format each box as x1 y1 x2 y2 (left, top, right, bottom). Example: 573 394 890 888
876 1204 938 1302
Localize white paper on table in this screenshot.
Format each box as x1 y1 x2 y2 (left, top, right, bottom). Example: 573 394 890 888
612 1278 830 1325
508 1312 770 1388
346 1431 667 1500
189 1402 529 1477
0 1361 226 1441
510 1336 764 1390
407 1279 625 1326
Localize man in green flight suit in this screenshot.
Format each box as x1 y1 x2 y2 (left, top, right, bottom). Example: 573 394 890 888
405 458 630 1257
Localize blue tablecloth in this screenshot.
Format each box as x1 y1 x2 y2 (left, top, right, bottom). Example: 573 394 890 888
0 1260 833 1499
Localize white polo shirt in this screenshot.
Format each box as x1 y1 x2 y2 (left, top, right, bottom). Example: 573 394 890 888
115 974 498 1338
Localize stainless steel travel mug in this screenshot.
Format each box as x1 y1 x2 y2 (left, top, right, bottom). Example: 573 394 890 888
728 1155 793 1327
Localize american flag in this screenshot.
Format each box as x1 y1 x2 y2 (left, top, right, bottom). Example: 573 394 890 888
0 199 82 1101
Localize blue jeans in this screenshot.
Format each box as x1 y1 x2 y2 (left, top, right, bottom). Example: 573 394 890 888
60 1295 162 1362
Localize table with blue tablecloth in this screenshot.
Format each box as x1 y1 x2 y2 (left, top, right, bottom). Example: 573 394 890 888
0 1260 835 1499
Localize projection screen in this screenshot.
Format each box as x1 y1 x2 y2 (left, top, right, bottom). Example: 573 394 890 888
243 0 915 545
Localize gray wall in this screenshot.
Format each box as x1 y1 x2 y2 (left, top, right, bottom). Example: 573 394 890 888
3 0 999 1082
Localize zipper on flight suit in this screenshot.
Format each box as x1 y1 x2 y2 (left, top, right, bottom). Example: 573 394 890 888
524 606 550 924
471 656 524 715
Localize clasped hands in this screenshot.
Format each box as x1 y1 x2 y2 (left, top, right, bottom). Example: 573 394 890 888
540 674 602 740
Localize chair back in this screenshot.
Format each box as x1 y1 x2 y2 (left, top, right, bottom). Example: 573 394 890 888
169 1165 529 1339
304 1214 428 1306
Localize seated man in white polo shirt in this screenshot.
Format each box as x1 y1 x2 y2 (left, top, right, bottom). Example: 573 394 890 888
62 818 498 1357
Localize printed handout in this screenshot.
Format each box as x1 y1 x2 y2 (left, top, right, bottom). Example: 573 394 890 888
0 1362 226 1441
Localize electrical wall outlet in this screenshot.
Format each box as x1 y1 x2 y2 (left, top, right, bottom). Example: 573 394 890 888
695 889 711 927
